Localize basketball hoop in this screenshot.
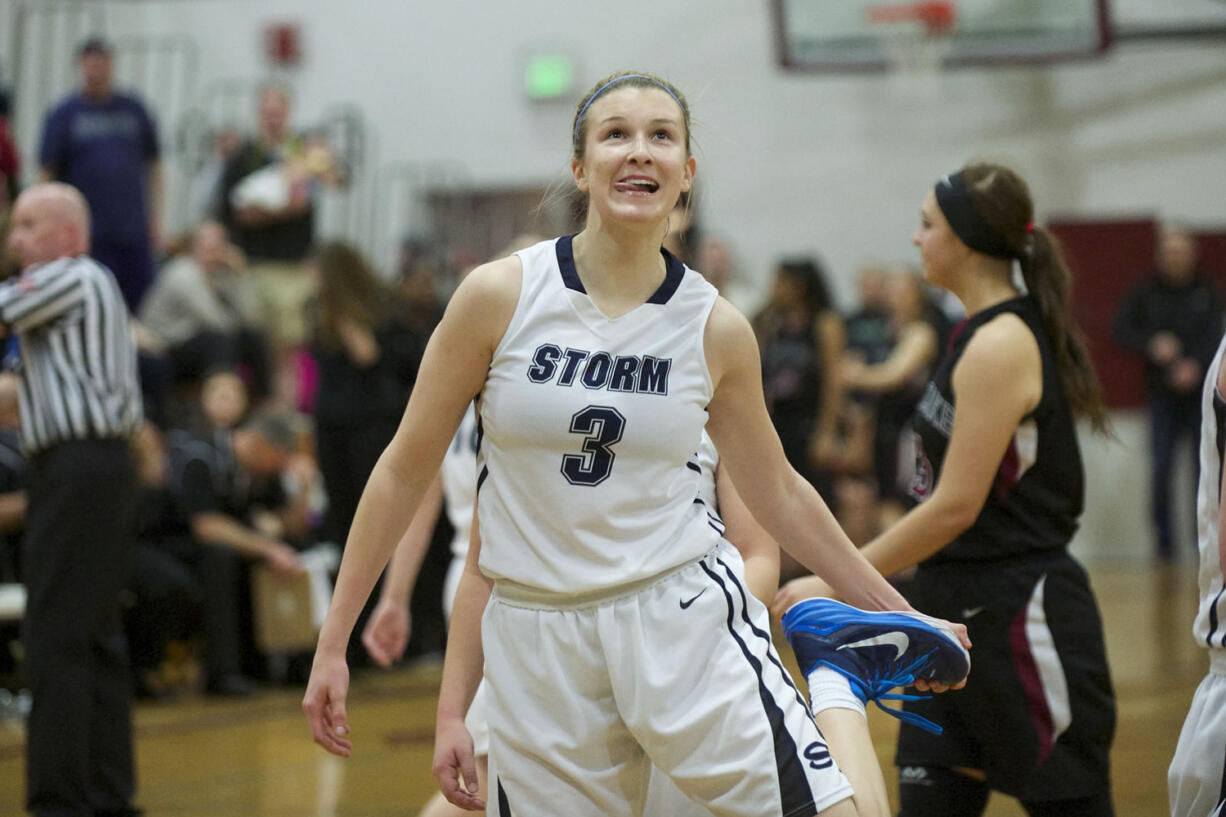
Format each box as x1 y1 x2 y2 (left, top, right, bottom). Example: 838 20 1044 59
867 0 957 34
865 0 958 92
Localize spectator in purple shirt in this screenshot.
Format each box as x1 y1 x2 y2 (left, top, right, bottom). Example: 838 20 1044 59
38 36 162 311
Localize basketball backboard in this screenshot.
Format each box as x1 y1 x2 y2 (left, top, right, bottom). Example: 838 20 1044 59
773 0 1110 72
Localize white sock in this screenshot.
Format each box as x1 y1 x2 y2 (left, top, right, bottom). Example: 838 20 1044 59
806 666 867 718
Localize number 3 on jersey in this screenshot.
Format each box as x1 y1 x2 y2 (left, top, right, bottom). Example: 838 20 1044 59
562 405 626 486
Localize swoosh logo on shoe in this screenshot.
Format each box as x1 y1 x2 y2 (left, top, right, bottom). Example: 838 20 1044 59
679 588 708 609
836 631 909 661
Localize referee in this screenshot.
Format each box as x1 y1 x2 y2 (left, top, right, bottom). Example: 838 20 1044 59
3 183 142 817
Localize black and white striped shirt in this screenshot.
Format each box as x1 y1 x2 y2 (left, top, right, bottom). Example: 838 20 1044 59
0 255 143 454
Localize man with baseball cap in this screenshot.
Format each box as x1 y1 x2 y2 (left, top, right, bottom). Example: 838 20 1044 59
38 35 163 312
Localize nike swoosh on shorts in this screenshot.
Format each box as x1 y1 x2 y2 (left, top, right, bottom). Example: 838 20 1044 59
680 588 708 609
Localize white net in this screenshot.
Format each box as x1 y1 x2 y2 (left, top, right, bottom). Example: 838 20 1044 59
867 1 958 97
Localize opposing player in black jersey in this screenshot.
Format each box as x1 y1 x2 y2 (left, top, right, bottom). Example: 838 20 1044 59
778 163 1117 817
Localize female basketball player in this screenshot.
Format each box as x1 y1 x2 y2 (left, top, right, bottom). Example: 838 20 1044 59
1167 328 1226 817
361 426 780 817
303 71 969 817
778 164 1117 817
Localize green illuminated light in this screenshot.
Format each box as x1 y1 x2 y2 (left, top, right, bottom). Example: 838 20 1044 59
525 54 574 100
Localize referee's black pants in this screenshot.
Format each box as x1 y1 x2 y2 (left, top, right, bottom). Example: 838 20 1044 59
22 439 139 817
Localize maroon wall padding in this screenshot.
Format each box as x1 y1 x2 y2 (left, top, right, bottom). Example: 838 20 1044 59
1046 220 1226 410
1048 218 1157 410
1197 231 1226 293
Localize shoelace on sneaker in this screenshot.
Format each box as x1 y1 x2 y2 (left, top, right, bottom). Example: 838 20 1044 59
830 648 947 735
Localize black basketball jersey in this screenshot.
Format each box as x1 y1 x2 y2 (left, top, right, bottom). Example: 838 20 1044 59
909 295 1083 563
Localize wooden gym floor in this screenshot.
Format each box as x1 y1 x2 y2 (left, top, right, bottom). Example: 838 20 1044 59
0 563 1205 816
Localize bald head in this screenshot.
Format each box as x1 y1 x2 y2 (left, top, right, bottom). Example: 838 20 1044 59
1158 226 1198 284
7 183 92 268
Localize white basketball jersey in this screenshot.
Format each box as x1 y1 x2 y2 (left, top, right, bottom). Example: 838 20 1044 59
1195 334 1226 651
442 403 479 560
476 236 721 595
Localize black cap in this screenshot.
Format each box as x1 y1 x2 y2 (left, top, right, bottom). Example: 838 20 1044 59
77 36 112 58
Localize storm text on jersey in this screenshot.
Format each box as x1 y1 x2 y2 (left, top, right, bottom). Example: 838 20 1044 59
526 344 671 395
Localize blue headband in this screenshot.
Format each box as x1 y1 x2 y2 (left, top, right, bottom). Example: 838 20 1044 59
572 74 684 146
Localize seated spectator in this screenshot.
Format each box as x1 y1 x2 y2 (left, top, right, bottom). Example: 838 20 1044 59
161 365 254 442
138 221 270 405
125 421 202 700
198 367 251 434
166 409 313 695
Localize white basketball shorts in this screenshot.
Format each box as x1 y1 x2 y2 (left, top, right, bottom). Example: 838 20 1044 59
465 679 490 758
480 541 852 817
1169 657 1226 817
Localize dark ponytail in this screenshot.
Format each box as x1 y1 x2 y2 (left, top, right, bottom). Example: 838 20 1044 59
1021 226 1111 434
961 163 1111 435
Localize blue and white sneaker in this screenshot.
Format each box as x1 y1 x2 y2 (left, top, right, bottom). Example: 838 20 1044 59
781 598 970 735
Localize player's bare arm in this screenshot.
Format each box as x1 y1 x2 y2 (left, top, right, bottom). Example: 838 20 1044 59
714 462 780 605
704 297 912 615
303 255 519 757
434 506 492 811
362 474 445 667
856 312 1041 579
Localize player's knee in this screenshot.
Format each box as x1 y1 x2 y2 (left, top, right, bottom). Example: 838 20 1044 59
897 765 988 817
